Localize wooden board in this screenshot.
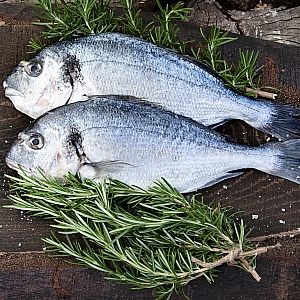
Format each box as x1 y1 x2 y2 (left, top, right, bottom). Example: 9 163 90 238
0 3 300 299
188 0 300 47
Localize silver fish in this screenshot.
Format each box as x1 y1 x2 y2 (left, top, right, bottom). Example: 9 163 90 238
3 33 300 140
6 96 300 193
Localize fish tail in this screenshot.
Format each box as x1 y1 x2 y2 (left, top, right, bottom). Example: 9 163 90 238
260 139 300 184
253 101 300 140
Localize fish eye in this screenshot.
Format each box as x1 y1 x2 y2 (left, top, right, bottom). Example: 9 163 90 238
25 61 42 77
29 134 44 149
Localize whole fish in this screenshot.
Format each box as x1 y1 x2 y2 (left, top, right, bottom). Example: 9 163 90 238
3 33 300 140
6 96 300 193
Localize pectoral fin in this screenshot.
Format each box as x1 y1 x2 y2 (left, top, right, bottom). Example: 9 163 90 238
208 120 229 129
78 160 135 180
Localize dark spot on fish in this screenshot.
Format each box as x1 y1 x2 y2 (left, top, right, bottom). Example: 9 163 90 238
68 126 88 163
69 127 82 151
63 54 83 87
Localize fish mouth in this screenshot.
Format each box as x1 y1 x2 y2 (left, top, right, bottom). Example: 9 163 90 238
6 156 45 177
3 85 25 98
5 157 22 171
5 157 31 175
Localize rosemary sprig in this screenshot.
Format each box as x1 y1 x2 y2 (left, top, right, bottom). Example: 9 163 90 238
191 26 263 92
5 170 277 300
27 0 118 40
119 0 151 38
191 26 237 72
27 0 191 53
147 0 192 52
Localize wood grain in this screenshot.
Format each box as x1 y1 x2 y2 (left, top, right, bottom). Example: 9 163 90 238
188 0 300 47
1 249 300 299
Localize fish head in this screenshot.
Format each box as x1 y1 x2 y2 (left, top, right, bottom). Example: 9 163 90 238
3 50 73 119
6 121 82 180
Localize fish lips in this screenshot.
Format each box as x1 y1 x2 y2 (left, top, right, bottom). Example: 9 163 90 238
5 156 21 171
6 143 28 173
5 156 34 175
3 82 32 116
3 83 25 99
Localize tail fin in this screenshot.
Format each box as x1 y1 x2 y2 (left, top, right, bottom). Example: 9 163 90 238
261 139 300 184
255 101 300 141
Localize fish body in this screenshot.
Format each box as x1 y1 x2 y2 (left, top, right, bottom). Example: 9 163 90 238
3 33 300 140
6 96 300 193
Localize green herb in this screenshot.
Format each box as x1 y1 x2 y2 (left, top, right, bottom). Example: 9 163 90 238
27 0 118 41
119 0 150 38
5 170 278 299
191 26 263 93
225 49 262 89
146 0 191 52
27 0 191 53
191 26 238 72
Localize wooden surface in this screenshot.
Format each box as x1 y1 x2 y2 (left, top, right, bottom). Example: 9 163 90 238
188 0 300 47
1 3 300 300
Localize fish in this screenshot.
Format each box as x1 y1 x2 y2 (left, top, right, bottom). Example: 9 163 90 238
3 33 300 140
5 95 300 193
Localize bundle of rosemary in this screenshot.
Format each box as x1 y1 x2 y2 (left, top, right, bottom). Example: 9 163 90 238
5 171 278 299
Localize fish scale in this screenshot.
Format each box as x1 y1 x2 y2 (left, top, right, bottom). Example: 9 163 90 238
3 33 300 140
5 96 300 193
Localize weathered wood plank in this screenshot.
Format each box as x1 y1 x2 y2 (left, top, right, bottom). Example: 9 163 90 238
188 0 300 47
1 249 300 299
